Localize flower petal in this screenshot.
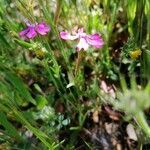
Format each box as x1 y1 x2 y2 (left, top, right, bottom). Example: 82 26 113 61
77 28 84 34
26 26 37 39
86 33 104 48
36 22 50 35
76 37 89 51
19 28 30 39
60 31 78 40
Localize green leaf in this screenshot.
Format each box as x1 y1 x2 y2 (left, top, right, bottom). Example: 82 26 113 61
0 112 23 142
36 95 48 109
13 109 57 149
3 70 36 105
14 39 33 49
62 119 70 126
127 0 137 21
144 0 150 15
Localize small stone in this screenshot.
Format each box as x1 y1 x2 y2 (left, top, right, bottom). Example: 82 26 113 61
126 124 137 141
93 110 99 123
116 143 122 150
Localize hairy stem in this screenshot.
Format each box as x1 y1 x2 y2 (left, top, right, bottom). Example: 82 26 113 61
135 111 150 137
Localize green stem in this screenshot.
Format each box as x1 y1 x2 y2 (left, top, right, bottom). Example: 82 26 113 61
13 109 56 149
54 0 62 25
135 111 150 137
75 51 82 76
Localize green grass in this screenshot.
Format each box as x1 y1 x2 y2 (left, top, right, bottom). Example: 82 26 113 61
0 0 150 149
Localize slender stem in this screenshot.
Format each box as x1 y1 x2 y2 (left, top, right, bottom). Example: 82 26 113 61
135 111 150 137
54 0 62 25
75 51 81 76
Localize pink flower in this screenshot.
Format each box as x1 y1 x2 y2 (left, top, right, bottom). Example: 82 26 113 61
19 25 37 39
19 22 50 39
35 22 50 35
60 28 104 51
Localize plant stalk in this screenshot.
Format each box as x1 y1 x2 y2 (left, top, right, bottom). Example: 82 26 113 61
135 111 150 137
75 51 82 76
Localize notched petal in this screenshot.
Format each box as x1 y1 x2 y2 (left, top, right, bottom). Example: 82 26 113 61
19 28 30 39
60 31 78 40
76 37 89 51
26 27 37 39
36 22 50 35
86 33 104 48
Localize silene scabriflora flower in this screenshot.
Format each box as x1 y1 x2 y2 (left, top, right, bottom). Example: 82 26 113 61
19 22 50 39
60 28 104 51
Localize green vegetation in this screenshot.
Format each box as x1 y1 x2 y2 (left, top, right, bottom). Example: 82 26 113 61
0 0 150 149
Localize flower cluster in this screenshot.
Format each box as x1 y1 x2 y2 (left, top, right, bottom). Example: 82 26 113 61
60 28 104 51
19 22 104 51
19 22 50 39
